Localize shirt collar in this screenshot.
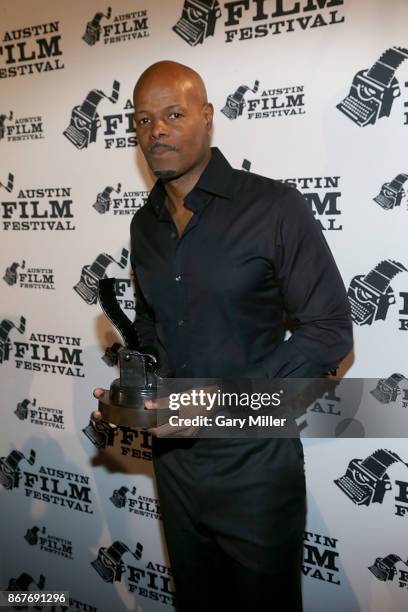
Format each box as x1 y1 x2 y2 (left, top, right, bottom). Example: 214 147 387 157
148 147 234 218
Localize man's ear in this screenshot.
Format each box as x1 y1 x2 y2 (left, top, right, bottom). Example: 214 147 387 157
203 103 214 130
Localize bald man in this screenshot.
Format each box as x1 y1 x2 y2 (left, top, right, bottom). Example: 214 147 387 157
132 61 212 236
93 60 353 611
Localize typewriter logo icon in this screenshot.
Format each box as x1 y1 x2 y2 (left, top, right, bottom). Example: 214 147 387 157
74 249 128 306
15 398 36 421
0 316 26 364
91 541 143 583
0 449 35 491
82 417 118 448
374 173 408 210
63 80 120 149
221 80 259 120
110 486 130 509
173 0 221 46
82 7 112 46
24 525 41 546
0 111 13 140
93 183 122 214
368 553 408 582
334 449 408 507
337 46 408 127
3 260 25 286
0 172 14 192
347 259 406 326
370 373 408 404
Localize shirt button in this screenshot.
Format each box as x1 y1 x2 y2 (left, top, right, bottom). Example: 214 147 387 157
177 319 185 326
180 363 187 369
175 274 182 282
170 231 177 239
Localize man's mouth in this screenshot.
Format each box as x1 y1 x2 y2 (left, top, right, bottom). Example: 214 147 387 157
149 144 177 157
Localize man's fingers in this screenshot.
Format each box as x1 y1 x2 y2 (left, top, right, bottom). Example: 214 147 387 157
90 409 117 430
92 388 117 426
145 399 159 410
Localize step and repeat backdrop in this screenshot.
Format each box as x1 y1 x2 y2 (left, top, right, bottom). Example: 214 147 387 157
1 1 408 611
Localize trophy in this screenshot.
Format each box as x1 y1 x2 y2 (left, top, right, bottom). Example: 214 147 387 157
97 277 162 428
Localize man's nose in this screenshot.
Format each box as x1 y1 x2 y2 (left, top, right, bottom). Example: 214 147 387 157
150 118 168 140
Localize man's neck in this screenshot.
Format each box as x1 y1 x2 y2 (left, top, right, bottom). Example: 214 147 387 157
163 148 211 212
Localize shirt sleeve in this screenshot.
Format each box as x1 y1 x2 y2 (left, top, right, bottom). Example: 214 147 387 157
129 209 158 350
246 187 353 379
131 271 158 350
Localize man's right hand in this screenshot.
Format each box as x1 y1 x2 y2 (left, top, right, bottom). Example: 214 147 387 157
91 388 118 429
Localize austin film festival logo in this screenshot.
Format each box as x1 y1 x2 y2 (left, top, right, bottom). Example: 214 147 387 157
0 20 64 79
109 485 161 520
303 531 341 586
63 80 137 150
280 175 342 231
347 259 408 329
3 259 55 290
73 248 134 310
91 539 176 606
82 6 149 46
172 0 344 46
0 176 75 232
0 110 44 143
0 447 94 514
0 316 85 378
368 552 408 591
93 182 149 216
221 78 306 120
24 525 74 561
334 448 408 518
370 373 408 409
83 417 153 461
337 46 408 127
14 396 65 430
373 173 408 212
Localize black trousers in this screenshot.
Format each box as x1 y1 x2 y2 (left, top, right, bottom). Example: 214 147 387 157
152 437 306 612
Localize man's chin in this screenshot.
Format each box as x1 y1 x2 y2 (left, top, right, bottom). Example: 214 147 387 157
152 168 180 180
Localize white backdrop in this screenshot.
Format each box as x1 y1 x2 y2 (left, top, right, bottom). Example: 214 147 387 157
1 1 408 610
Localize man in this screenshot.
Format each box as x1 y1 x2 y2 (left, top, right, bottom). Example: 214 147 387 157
92 60 353 611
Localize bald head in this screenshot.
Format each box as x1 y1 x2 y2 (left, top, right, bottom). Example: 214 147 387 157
133 60 213 181
133 60 208 107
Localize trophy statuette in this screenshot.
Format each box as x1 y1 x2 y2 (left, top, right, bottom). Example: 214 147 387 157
97 277 161 428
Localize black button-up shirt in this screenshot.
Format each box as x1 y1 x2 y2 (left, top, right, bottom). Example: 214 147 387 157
130 147 353 379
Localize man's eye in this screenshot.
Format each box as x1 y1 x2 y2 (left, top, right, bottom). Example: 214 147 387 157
169 112 182 119
137 117 150 125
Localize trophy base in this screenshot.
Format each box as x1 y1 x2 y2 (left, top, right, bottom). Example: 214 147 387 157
98 390 157 429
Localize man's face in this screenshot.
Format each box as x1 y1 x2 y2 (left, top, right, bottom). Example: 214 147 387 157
133 77 212 180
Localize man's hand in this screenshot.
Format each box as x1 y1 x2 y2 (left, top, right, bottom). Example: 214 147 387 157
90 385 219 437
90 387 162 433
91 387 118 430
